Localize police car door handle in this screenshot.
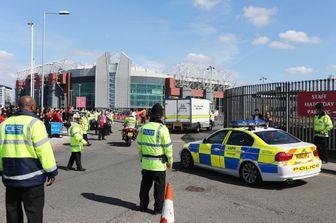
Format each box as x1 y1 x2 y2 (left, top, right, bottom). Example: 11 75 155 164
213 148 220 151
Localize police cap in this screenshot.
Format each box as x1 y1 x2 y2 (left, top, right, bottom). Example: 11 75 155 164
315 102 324 110
151 103 163 118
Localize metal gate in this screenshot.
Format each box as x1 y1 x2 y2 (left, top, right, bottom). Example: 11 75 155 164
224 78 336 155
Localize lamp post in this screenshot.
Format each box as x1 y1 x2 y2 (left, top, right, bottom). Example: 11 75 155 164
259 76 267 84
28 22 34 98
41 10 70 111
78 84 81 97
207 66 215 90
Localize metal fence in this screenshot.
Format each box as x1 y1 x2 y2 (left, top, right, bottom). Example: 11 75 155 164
224 78 336 155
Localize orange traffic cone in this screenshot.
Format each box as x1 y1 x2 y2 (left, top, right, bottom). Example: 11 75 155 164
160 182 175 223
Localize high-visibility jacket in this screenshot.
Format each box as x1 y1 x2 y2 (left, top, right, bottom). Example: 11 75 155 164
0 112 58 187
124 116 137 128
81 116 89 134
314 113 333 137
108 114 114 125
74 112 81 119
94 112 99 121
137 122 173 171
70 123 87 152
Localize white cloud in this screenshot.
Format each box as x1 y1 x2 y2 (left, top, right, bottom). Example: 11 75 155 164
279 30 320 44
286 66 314 75
218 34 237 44
269 41 295 49
0 50 15 61
194 0 222 11
185 53 211 64
243 6 277 27
252 36 269 45
327 64 336 71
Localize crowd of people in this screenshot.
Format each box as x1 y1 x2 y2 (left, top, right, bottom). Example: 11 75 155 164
0 96 173 222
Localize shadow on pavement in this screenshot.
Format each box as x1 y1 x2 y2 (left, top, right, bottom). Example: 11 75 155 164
57 165 69 171
63 143 70 146
81 193 137 210
108 142 130 147
173 162 307 190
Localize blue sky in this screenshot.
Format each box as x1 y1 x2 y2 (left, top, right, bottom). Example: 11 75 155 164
1 0 336 89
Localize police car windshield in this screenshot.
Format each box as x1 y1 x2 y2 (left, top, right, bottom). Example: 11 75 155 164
255 130 301 145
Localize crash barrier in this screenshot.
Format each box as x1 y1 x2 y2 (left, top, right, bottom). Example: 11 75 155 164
224 78 336 156
50 122 63 135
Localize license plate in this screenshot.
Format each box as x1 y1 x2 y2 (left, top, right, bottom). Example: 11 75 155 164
174 122 182 127
127 132 133 137
295 153 310 159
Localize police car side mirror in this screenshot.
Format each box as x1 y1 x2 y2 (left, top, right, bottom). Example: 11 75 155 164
202 138 207 143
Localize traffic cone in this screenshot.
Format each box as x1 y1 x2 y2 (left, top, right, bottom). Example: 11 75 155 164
160 182 175 223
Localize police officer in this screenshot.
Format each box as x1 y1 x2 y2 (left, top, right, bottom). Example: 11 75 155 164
124 112 138 129
82 112 91 146
137 103 173 215
0 96 58 223
314 102 333 163
66 117 87 171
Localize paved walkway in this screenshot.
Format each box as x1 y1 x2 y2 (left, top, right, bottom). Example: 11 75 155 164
321 159 336 175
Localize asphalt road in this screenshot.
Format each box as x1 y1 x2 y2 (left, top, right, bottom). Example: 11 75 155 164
0 123 336 223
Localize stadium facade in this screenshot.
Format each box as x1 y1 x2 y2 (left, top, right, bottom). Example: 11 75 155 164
15 52 227 111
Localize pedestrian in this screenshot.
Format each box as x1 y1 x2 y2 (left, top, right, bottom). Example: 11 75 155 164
252 108 264 120
137 103 173 215
66 118 87 171
0 96 58 223
42 108 52 138
264 111 273 127
0 109 5 123
82 112 91 146
313 102 333 163
97 111 107 140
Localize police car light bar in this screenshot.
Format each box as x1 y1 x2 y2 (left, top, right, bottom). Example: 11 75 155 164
230 119 267 128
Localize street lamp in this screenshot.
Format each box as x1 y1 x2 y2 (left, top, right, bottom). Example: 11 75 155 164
41 10 70 111
207 66 215 90
259 76 267 84
78 83 81 97
28 22 34 98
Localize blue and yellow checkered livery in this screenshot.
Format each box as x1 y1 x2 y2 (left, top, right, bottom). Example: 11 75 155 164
186 143 279 174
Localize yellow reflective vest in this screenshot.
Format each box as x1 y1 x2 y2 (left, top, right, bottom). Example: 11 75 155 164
314 113 333 137
137 122 173 171
124 116 137 128
81 116 89 134
0 112 58 187
70 122 87 152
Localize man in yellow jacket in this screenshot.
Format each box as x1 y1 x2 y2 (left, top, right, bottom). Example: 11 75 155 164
66 117 87 171
314 102 333 163
0 96 57 223
137 103 173 215
81 112 91 146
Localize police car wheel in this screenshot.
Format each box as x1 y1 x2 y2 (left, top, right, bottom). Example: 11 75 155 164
181 150 193 169
240 162 261 185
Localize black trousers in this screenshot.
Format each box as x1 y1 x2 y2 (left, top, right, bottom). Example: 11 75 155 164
98 127 105 140
67 152 83 169
83 134 90 144
314 136 329 162
6 184 44 223
139 170 166 211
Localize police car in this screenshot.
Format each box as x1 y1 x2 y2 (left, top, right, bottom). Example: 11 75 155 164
180 120 321 185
